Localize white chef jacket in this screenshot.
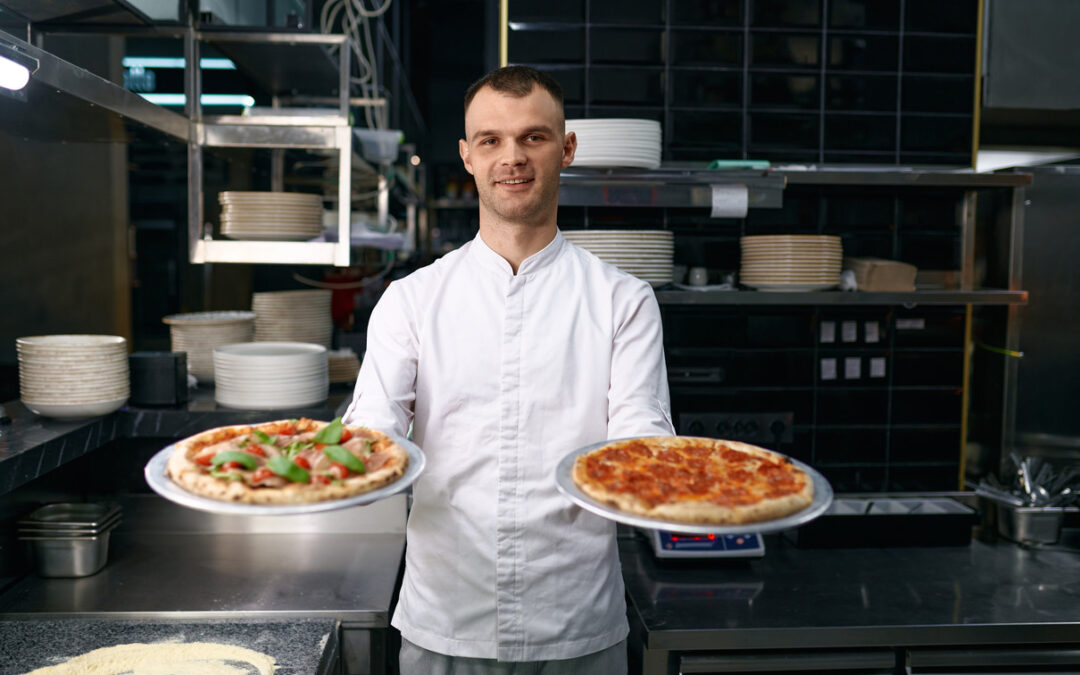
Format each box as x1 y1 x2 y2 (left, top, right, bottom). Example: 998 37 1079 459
343 230 673 661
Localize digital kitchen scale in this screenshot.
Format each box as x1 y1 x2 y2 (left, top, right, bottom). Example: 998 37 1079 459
641 528 765 558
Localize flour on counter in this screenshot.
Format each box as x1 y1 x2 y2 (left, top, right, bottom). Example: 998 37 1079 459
22 642 277 675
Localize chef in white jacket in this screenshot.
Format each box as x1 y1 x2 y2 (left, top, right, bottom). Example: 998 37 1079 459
344 65 673 674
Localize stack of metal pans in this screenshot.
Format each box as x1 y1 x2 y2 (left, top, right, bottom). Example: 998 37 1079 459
17 503 121 577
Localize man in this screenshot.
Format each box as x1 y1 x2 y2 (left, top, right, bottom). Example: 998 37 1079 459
343 65 673 673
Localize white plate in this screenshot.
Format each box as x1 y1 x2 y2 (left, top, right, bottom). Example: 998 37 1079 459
571 158 661 169
22 397 127 420
163 312 257 325
553 436 834 535
143 433 426 516
742 281 839 291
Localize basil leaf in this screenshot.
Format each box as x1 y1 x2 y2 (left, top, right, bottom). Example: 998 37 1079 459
267 456 310 483
253 429 274 445
209 469 244 481
283 441 307 458
323 444 366 474
210 451 258 470
312 417 344 445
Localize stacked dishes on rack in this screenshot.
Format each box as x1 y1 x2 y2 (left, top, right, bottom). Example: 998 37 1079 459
739 235 843 291
218 191 324 241
16 335 129 420
163 311 256 383
328 348 361 383
17 502 121 577
252 290 333 348
562 230 674 287
213 342 328 410
566 119 662 169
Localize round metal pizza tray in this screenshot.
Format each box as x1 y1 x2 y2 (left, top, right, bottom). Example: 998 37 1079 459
144 433 426 516
554 437 834 535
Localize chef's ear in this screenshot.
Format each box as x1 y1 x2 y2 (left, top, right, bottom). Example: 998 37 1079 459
561 130 577 169
459 138 474 176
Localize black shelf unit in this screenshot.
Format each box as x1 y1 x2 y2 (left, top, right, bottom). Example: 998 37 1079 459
555 174 1025 493
666 303 969 492
508 0 979 166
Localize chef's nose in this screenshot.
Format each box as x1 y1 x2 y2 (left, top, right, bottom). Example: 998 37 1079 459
499 140 527 166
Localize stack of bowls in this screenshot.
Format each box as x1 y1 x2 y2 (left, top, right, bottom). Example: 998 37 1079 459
213 342 329 410
16 335 129 419
17 502 121 577
328 348 361 383
739 235 844 291
162 311 256 383
251 290 333 348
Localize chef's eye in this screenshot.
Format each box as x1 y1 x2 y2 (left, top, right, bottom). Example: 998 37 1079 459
481 138 496 145
526 134 543 142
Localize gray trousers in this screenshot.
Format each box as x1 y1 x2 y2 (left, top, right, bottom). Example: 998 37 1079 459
399 637 628 675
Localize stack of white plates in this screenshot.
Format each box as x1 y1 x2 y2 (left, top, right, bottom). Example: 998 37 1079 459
213 342 329 410
328 348 361 383
251 290 333 348
739 235 843 291
162 311 256 383
562 229 674 287
16 335 129 419
566 119 662 169
218 191 324 241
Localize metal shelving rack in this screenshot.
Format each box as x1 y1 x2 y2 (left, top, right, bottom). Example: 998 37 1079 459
184 29 355 266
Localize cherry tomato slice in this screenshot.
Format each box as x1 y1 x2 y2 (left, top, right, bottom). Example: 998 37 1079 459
195 455 213 466
246 445 266 457
329 462 349 480
339 428 352 443
252 467 274 482
279 422 298 436
312 474 332 485
294 456 312 470
223 461 244 470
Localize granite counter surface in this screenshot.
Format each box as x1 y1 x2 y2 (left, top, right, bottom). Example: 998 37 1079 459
0 618 338 674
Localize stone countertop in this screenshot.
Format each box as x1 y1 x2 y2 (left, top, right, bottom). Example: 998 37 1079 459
0 618 339 674
0 387 354 496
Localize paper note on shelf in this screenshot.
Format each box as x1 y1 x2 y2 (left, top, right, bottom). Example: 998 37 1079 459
710 184 748 218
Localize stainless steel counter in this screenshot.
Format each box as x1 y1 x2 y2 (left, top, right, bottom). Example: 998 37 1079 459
620 533 1080 674
0 494 406 626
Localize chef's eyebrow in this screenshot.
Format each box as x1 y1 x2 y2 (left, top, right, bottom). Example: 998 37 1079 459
470 125 555 143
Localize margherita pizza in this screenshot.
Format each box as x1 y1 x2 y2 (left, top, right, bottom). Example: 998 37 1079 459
166 417 409 505
571 436 813 525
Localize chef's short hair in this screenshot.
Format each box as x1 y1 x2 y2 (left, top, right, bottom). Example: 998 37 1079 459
464 65 564 117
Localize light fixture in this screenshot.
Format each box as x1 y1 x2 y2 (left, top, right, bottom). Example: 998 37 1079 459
139 93 255 107
0 42 38 92
122 57 236 70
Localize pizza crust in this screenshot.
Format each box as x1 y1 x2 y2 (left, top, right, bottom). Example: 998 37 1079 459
166 419 409 505
572 436 814 526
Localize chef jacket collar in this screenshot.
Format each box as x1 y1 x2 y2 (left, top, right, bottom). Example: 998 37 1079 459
471 229 566 278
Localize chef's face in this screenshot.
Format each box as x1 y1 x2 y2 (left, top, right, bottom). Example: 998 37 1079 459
459 84 576 228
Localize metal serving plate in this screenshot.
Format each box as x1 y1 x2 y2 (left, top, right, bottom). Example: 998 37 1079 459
554 437 834 535
144 433 425 516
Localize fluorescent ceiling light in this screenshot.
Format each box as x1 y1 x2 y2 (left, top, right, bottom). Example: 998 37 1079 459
0 54 30 91
139 93 255 107
122 57 236 70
